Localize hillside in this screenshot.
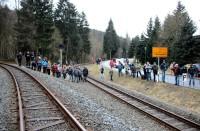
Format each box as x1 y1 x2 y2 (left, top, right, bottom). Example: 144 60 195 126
89 29 105 60
88 29 130 61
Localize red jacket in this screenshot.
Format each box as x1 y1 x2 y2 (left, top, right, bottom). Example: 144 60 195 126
110 60 115 68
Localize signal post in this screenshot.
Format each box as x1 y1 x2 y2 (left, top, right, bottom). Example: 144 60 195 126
152 47 168 81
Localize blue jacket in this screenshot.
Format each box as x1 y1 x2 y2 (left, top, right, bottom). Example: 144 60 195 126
37 60 42 66
42 60 48 67
117 63 124 71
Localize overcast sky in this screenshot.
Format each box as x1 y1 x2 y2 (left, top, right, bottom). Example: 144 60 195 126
6 0 200 38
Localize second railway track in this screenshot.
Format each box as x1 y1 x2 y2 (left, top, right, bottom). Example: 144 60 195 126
87 76 200 131
0 64 86 131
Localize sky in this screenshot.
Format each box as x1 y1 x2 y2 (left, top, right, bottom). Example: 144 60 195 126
6 0 200 38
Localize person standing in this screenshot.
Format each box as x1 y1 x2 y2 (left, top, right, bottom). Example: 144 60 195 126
31 59 36 70
83 67 89 82
188 64 197 86
152 62 158 82
160 60 167 82
170 62 175 75
25 51 31 67
47 61 51 75
52 63 58 77
57 64 62 78
173 64 180 86
124 63 129 77
109 58 115 68
135 63 141 78
37 56 42 72
30 51 35 61
109 67 114 81
100 65 104 80
117 61 123 77
62 64 67 79
145 62 152 81
16 52 22 66
130 64 136 78
143 64 147 80
42 57 48 73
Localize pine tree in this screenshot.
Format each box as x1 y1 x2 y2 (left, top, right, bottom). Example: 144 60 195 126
14 0 35 53
34 0 54 56
121 39 127 58
146 17 161 63
55 0 80 63
173 2 197 64
152 16 161 42
136 34 146 64
77 12 90 62
162 1 197 64
175 16 196 64
103 19 119 59
146 18 153 38
128 36 139 58
121 34 130 58
144 18 154 62
0 5 16 59
192 36 200 63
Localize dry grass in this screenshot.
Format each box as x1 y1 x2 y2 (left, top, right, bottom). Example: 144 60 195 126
87 64 200 114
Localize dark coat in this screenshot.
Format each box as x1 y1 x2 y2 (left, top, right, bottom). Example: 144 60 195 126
152 65 158 74
83 68 88 77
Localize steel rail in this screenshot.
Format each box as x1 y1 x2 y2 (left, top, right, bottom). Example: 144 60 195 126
87 76 200 131
0 64 25 131
0 63 87 131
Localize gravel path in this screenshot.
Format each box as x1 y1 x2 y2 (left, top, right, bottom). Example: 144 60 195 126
21 66 170 131
0 67 18 131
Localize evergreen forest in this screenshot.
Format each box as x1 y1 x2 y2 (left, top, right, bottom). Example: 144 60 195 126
0 0 199 65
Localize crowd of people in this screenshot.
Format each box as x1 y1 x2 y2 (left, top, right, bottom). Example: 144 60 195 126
169 62 198 86
16 52 198 87
97 58 199 87
16 51 89 83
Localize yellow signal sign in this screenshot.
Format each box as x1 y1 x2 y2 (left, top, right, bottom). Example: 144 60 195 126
152 47 168 58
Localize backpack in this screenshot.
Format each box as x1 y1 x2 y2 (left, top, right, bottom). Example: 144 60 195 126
100 67 104 74
188 67 196 76
83 68 88 76
160 63 166 71
152 65 158 74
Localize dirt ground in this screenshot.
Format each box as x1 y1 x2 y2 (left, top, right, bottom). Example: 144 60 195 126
87 64 200 115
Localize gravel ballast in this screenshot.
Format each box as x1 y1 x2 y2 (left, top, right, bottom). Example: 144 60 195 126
0 67 18 131
21 66 170 131
8 66 71 131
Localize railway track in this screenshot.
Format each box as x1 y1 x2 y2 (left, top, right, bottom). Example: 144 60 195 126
0 64 86 131
87 76 200 131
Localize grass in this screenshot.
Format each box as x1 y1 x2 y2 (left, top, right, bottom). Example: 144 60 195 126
87 64 200 114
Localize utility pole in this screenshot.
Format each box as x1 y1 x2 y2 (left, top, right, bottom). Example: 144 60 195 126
144 46 147 62
59 44 64 67
60 49 63 67
110 50 111 60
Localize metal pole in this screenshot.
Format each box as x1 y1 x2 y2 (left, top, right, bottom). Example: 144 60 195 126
60 49 63 67
145 47 147 62
158 57 160 82
110 50 111 60
66 38 69 64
